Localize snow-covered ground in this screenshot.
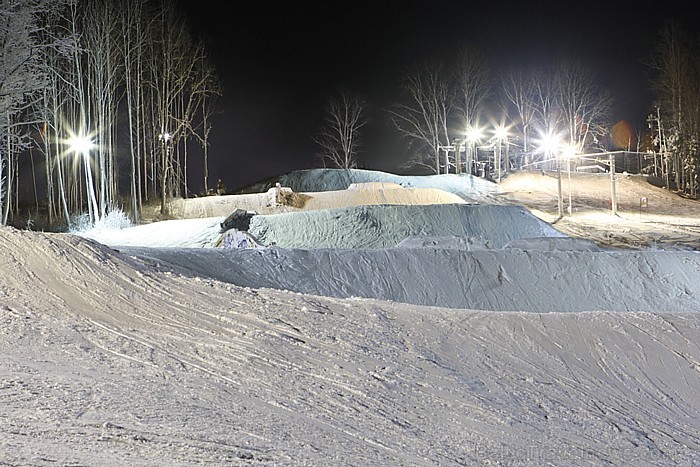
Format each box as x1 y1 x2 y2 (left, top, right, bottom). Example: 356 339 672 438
3 169 700 465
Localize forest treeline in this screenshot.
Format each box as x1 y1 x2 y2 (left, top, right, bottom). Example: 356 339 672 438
0 0 219 227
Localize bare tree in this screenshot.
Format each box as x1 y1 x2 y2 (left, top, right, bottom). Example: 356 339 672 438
453 46 490 129
554 60 612 151
187 52 221 195
148 0 202 214
118 0 154 222
452 46 490 173
502 68 539 161
389 62 454 174
314 91 367 169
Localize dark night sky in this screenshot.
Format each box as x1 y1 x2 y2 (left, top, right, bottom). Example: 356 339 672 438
179 0 693 191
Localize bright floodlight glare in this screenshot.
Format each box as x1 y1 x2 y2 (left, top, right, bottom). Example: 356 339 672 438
67 135 94 156
494 125 508 140
466 127 482 142
159 132 171 141
539 132 561 155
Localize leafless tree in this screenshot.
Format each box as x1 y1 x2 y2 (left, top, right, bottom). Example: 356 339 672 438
389 62 454 174
148 0 209 214
1 0 221 227
502 68 539 159
453 46 490 131
187 53 221 195
314 91 368 169
554 60 612 151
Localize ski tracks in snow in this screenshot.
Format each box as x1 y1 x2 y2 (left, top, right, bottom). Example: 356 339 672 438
2 227 700 464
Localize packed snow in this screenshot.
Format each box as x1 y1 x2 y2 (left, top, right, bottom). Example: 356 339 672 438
119 244 700 312
3 169 700 465
247 204 563 250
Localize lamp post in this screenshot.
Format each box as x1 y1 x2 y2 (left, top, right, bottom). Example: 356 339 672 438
493 125 508 183
539 133 563 218
159 131 172 215
562 144 577 215
67 132 98 223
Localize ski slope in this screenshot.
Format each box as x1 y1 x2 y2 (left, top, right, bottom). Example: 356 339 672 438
1 227 699 465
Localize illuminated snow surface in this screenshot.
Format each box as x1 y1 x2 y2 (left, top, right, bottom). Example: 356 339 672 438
3 170 700 465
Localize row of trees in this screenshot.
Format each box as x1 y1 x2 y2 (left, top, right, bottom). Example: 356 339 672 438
0 0 220 227
315 46 612 175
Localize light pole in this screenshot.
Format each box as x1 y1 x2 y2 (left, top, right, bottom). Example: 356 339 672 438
159 131 172 215
539 133 563 219
454 138 465 174
493 125 508 183
466 126 482 176
67 132 98 223
562 144 577 215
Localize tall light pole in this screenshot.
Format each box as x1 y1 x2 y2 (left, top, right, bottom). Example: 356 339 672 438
159 131 172 215
493 125 508 183
562 144 577 215
539 133 563 219
466 126 482 176
67 132 98 223
610 152 618 216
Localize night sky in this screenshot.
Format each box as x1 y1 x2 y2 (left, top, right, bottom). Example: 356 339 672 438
180 0 692 191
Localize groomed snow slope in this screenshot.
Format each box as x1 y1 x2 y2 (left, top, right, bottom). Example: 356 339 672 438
249 204 562 249
2 227 700 465
121 245 700 312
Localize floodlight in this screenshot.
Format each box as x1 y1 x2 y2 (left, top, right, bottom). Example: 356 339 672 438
66 135 94 156
494 125 508 141
466 126 482 143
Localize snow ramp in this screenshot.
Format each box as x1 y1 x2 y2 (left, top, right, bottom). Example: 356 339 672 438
249 204 563 249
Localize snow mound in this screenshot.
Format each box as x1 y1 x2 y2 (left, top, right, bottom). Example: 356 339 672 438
249 204 564 249
170 181 467 219
80 216 224 248
242 168 500 203
168 189 286 218
122 246 700 312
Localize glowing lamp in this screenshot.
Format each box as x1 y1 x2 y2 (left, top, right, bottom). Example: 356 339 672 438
67 135 94 156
